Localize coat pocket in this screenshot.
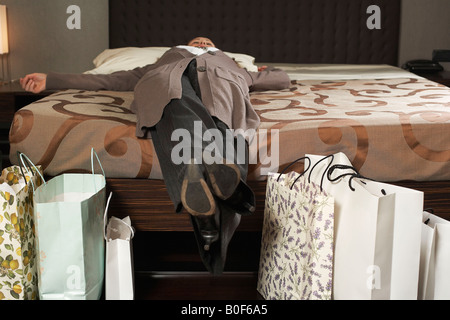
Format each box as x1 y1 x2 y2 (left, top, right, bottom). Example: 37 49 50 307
214 66 249 97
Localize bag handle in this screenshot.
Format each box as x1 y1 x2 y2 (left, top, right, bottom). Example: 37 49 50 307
277 156 311 182
103 192 135 241
103 192 113 240
91 148 106 193
17 152 47 192
278 154 335 191
305 154 335 191
91 148 105 177
277 156 312 190
327 164 374 191
423 208 434 225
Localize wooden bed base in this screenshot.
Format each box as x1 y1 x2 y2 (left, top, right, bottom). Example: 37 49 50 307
107 178 450 233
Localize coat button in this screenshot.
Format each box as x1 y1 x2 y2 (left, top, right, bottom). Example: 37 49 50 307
197 66 207 72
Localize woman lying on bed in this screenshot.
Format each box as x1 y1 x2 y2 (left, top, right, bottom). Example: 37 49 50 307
20 36 290 274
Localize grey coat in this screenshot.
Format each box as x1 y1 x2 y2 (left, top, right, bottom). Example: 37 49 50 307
46 47 291 137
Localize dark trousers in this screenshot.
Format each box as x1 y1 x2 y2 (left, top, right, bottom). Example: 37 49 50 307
149 60 253 274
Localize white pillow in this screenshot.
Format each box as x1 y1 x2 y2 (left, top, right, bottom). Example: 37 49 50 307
85 47 170 74
223 52 258 72
84 47 258 74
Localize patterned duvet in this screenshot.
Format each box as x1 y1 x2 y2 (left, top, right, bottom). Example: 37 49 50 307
9 66 450 182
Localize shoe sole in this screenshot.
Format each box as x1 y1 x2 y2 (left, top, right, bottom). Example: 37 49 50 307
205 162 241 200
181 164 216 216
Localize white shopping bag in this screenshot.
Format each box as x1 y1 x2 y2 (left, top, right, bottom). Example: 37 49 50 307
419 210 450 300
307 153 423 300
104 193 135 300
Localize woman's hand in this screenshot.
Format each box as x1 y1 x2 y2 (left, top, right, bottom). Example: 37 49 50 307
20 73 47 93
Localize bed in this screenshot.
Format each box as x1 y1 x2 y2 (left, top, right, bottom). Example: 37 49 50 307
7 0 450 282
9 64 450 219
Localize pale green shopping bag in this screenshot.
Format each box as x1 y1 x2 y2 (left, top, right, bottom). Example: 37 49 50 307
23 149 106 300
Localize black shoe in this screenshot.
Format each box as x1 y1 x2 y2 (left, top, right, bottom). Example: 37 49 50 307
203 159 241 200
181 162 216 216
225 181 256 216
193 214 219 251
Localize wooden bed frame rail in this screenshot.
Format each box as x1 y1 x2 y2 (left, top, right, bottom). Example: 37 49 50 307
107 178 450 232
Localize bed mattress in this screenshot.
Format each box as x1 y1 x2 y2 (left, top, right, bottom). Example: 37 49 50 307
9 65 450 182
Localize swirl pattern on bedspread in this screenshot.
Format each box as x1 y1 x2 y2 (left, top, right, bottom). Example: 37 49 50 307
9 78 450 182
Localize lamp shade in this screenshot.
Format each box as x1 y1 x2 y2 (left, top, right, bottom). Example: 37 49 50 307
0 5 8 54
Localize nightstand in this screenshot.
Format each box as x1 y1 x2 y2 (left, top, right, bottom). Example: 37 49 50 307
0 81 57 168
416 71 450 87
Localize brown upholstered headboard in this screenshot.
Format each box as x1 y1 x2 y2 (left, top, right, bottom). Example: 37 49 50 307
109 0 400 65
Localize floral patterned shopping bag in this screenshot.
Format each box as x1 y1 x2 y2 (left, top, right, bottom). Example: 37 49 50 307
257 169 334 300
0 164 43 300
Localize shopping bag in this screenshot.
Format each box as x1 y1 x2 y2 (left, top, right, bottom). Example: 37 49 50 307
31 148 106 300
308 152 423 300
419 210 450 300
0 161 43 300
257 156 334 300
104 192 135 300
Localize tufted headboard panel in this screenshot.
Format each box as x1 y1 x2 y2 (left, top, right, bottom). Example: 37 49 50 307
109 0 400 65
